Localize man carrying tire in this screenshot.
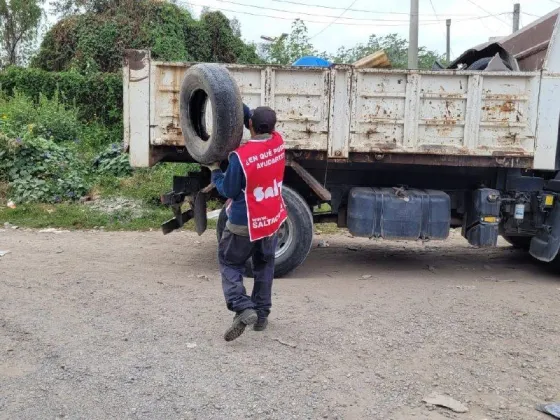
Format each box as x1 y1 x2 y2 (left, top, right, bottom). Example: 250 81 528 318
207 105 287 342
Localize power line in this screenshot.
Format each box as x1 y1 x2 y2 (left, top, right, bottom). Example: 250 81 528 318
427 0 454 58
270 0 485 17
184 1 511 29
309 0 359 39
428 0 445 43
465 0 511 27
182 1 442 26
216 0 427 21
215 0 484 22
428 0 441 22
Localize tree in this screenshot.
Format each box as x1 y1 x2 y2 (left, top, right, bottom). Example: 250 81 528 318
328 33 444 69
0 0 43 67
50 0 132 16
229 16 241 38
261 19 443 70
260 19 317 65
32 1 261 73
199 10 260 64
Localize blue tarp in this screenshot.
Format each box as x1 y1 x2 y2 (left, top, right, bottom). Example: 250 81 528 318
292 56 331 67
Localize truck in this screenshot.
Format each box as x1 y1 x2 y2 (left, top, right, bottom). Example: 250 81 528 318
123 9 560 277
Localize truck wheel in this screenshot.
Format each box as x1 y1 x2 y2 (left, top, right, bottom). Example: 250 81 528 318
179 64 244 164
502 235 532 250
216 186 314 278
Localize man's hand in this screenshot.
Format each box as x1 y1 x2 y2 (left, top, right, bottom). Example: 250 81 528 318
203 162 220 171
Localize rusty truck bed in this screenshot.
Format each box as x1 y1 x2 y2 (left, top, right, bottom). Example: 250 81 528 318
123 9 560 171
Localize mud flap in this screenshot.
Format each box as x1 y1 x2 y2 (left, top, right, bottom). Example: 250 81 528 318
529 202 560 262
161 209 194 235
193 191 208 236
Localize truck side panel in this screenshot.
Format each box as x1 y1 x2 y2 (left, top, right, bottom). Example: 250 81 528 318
350 70 539 157
123 53 551 169
148 63 331 152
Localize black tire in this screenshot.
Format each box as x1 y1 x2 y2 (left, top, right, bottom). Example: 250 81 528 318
502 235 532 250
179 64 244 164
216 186 314 278
467 57 512 71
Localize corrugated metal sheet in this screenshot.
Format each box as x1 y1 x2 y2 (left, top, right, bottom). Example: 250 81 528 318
499 9 559 71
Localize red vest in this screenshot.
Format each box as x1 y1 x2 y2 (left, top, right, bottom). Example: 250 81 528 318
233 132 288 241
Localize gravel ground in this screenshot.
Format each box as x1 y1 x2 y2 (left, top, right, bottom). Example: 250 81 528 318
0 228 559 420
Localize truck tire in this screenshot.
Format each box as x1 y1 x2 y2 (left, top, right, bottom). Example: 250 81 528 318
179 64 244 164
216 186 314 278
502 235 532 250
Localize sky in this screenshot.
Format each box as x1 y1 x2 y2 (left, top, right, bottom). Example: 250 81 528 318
182 0 560 60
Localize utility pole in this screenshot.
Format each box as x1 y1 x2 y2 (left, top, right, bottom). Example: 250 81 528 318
446 19 451 63
408 0 419 69
513 3 520 33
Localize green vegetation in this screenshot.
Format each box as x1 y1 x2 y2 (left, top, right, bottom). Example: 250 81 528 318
0 0 43 67
0 91 205 230
262 19 444 68
0 66 122 125
32 1 261 74
0 202 218 231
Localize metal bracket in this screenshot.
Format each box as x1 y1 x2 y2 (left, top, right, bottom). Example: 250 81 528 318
161 209 194 235
286 159 331 201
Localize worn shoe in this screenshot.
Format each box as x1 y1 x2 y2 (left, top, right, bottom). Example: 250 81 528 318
253 317 268 331
224 309 258 341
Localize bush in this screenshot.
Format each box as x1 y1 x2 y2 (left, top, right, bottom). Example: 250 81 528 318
0 94 94 204
0 91 80 142
32 1 261 75
93 143 132 177
97 162 198 204
78 123 122 157
0 124 89 204
0 66 122 126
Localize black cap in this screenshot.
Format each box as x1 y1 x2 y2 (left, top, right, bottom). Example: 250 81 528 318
250 106 277 134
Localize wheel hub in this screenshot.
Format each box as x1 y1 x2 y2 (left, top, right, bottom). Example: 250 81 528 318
275 217 294 259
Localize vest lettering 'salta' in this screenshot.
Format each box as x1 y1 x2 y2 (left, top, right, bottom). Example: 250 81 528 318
233 132 288 241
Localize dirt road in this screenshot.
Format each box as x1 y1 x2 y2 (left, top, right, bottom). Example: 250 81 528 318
0 228 559 419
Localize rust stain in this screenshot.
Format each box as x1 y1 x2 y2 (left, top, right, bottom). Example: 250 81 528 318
439 93 464 99
437 126 453 136
165 122 182 136
500 101 515 113
293 151 532 168
365 128 379 138
125 50 146 71
375 143 398 151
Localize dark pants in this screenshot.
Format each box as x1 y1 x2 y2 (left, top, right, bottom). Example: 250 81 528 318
218 229 277 319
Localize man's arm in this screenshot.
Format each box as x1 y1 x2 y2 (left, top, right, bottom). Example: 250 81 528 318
211 153 244 199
